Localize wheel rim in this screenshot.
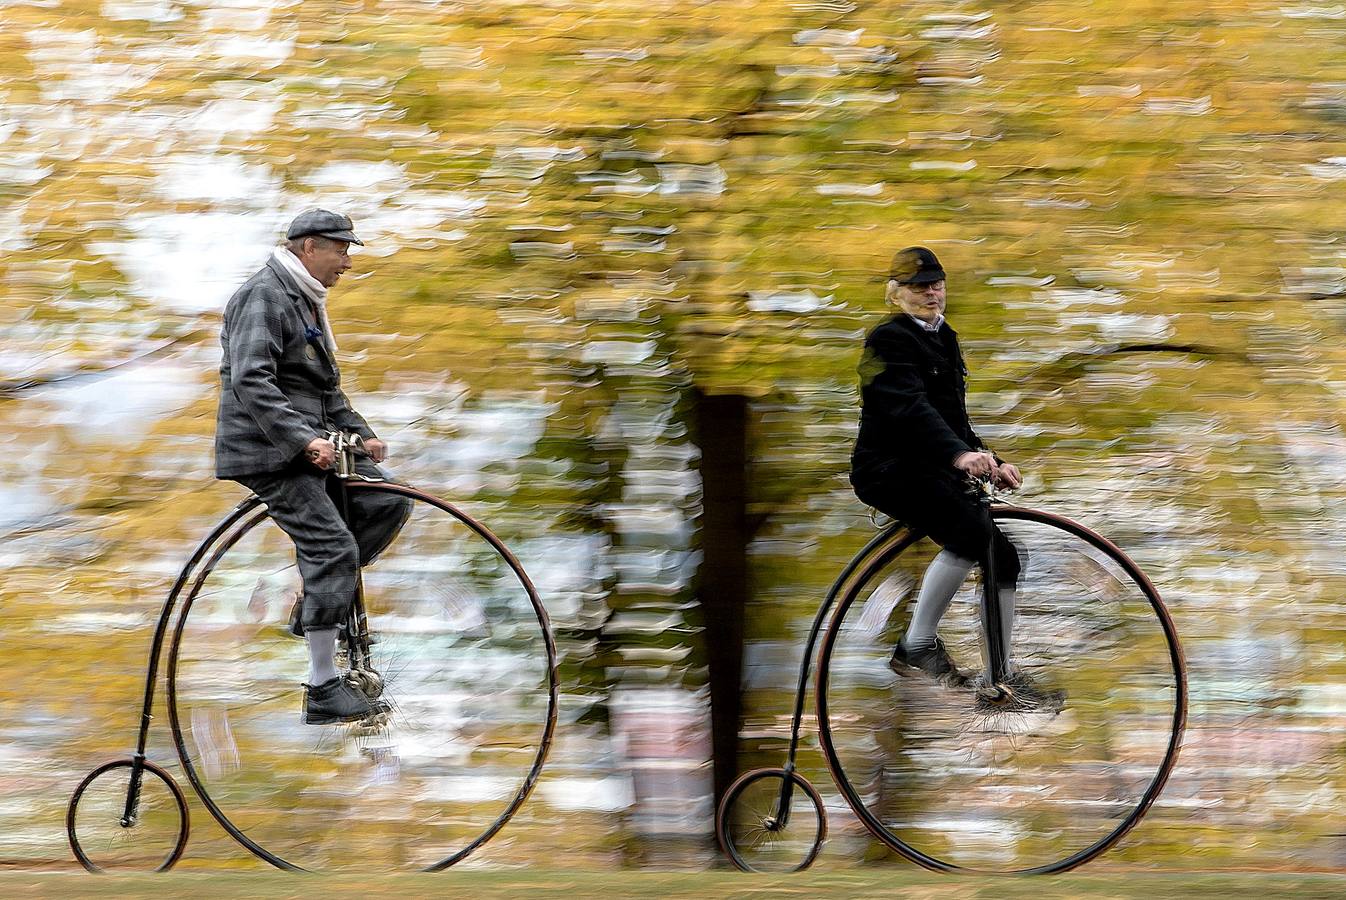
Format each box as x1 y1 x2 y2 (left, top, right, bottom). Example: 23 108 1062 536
67 759 189 873
817 511 1186 874
716 768 827 873
167 482 558 872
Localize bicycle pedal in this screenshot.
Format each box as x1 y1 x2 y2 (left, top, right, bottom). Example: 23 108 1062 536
353 709 391 730
975 683 1011 705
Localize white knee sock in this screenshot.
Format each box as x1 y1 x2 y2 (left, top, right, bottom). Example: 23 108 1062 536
306 626 340 686
904 551 976 650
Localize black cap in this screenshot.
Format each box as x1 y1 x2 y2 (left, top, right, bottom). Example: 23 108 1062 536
888 246 945 284
286 209 364 246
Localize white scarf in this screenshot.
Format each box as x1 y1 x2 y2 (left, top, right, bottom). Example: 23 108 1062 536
272 246 338 355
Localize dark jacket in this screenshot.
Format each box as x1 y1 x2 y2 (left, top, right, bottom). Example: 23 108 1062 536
850 314 986 485
215 257 376 478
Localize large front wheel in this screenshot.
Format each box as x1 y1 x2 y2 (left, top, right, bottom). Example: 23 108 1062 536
166 483 557 872
816 508 1186 874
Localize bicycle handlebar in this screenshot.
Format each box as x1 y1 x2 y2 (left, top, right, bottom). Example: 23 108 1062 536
967 473 1017 505
324 431 371 480
868 474 1016 530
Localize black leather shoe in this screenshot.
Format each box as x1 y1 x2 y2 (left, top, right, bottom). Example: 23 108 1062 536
302 676 390 725
889 637 970 688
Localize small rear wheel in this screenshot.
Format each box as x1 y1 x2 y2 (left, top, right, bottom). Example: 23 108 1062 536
67 759 189 873
716 767 826 873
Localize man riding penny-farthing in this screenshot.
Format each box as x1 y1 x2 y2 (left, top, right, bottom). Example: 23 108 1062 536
67 211 558 873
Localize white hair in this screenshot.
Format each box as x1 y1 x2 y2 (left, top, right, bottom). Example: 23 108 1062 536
885 278 901 305
285 234 342 256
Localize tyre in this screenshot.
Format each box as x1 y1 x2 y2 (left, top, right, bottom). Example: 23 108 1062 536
816 509 1186 874
716 767 826 873
67 759 189 873
166 483 557 872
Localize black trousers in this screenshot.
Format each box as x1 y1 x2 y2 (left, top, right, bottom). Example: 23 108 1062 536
235 457 412 633
853 468 1022 587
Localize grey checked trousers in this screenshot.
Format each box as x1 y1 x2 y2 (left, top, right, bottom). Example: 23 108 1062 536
235 457 412 633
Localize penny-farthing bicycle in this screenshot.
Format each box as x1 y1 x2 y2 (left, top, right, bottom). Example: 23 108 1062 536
716 481 1186 874
67 433 558 872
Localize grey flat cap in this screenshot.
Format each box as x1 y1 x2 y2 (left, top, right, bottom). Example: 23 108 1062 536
286 209 364 245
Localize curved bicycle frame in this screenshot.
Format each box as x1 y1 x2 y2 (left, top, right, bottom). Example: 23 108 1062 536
813 506 1189 874
96 482 558 872
735 522 913 836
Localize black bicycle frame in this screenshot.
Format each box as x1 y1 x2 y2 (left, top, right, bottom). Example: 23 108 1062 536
120 496 264 823
976 484 1011 686
118 434 375 824
768 480 1017 824
765 523 916 826
330 433 375 673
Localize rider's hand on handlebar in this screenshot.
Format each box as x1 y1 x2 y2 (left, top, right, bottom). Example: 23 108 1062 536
954 450 996 478
994 461 1022 491
305 436 335 470
364 438 388 464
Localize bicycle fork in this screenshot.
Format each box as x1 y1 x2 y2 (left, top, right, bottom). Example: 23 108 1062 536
336 484 374 672
974 477 1012 691
768 764 799 831
119 756 147 828
336 479 382 699
346 580 372 671
981 544 1011 688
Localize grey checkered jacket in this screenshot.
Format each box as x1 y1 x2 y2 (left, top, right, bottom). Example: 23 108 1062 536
215 257 376 478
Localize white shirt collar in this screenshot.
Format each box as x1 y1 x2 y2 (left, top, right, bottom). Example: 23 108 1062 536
906 313 944 333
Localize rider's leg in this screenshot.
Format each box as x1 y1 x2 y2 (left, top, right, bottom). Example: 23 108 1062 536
973 529 1061 710
904 550 976 650
978 527 1023 674
235 468 360 640
305 626 341 685
326 457 412 567
235 469 387 722
887 496 997 685
856 472 988 682
988 527 1022 667
977 587 1014 671
910 487 1000 645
